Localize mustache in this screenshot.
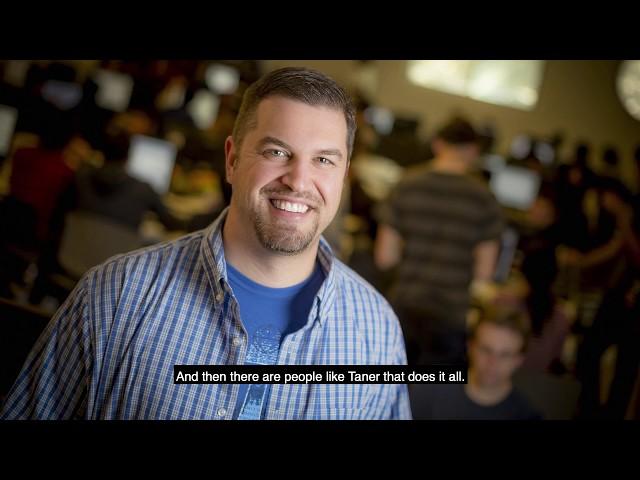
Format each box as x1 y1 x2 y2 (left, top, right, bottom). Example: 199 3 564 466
260 186 323 207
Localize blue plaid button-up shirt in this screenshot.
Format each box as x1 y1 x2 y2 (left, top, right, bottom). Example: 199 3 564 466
1 209 411 420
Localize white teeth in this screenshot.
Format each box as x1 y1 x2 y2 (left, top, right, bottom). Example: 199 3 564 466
271 199 309 213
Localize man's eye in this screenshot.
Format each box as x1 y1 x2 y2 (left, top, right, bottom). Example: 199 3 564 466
266 149 288 157
317 157 334 166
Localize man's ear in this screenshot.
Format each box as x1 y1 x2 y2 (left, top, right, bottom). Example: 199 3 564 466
225 135 237 184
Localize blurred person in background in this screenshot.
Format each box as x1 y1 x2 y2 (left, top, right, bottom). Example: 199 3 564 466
573 178 640 418
6 113 87 242
555 143 597 252
410 305 541 420
343 99 403 283
601 146 620 180
558 175 633 291
26 131 184 305
375 117 504 365
493 188 575 374
58 131 183 233
0 111 91 298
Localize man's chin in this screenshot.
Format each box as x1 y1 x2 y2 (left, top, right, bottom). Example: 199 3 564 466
255 222 317 254
260 234 316 255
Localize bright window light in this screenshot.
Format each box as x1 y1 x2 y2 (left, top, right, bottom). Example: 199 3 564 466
407 60 545 110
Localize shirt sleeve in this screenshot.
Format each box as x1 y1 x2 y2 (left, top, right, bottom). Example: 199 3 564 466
0 277 93 420
476 192 505 244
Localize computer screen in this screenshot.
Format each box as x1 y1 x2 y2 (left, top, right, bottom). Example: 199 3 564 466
533 141 555 166
205 63 240 95
490 165 541 210
41 80 83 111
126 135 177 195
0 105 18 156
93 69 134 112
364 106 395 136
186 89 220 130
509 134 533 160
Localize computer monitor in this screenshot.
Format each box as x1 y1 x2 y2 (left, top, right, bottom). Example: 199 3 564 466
490 165 541 210
0 105 18 157
93 69 134 112
126 135 177 195
205 63 240 95
533 141 555 166
187 89 220 130
364 106 394 135
509 134 533 160
41 80 83 111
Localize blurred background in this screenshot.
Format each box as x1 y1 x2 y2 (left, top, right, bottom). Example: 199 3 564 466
0 59 638 419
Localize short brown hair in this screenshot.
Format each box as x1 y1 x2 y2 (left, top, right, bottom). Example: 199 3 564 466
435 116 479 146
232 67 357 158
470 304 531 352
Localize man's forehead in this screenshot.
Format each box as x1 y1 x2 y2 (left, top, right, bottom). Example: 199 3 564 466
248 97 348 151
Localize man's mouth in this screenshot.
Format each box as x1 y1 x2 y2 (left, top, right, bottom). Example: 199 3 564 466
269 199 310 214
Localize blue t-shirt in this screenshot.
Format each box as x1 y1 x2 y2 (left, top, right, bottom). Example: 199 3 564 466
227 260 325 419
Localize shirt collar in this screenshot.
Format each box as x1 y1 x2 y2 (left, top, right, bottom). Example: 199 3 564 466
200 207 338 326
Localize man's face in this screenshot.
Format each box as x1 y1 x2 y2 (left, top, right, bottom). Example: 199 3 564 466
432 139 479 167
468 323 524 388
225 96 348 255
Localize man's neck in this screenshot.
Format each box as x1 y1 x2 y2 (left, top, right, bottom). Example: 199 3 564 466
222 207 319 288
464 369 513 407
430 155 469 175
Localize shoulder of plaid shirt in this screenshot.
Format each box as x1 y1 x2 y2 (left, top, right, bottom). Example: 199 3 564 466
1 208 412 420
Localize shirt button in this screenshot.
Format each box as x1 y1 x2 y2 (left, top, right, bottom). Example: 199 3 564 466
215 292 224 303
217 407 227 417
232 337 244 347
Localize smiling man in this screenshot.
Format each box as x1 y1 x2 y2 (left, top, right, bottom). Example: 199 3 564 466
1 67 411 420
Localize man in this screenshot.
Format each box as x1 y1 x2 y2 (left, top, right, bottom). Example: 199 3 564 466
0 116 91 298
1 67 411 420
410 305 541 420
573 178 640 419
66 132 184 233
374 117 504 365
26 131 184 305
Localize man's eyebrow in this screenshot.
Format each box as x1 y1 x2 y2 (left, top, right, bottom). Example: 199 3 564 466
316 149 343 161
257 136 293 151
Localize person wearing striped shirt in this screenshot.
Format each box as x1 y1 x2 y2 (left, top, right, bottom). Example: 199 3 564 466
374 117 504 366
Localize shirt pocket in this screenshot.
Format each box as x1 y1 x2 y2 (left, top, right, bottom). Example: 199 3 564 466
300 384 375 419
